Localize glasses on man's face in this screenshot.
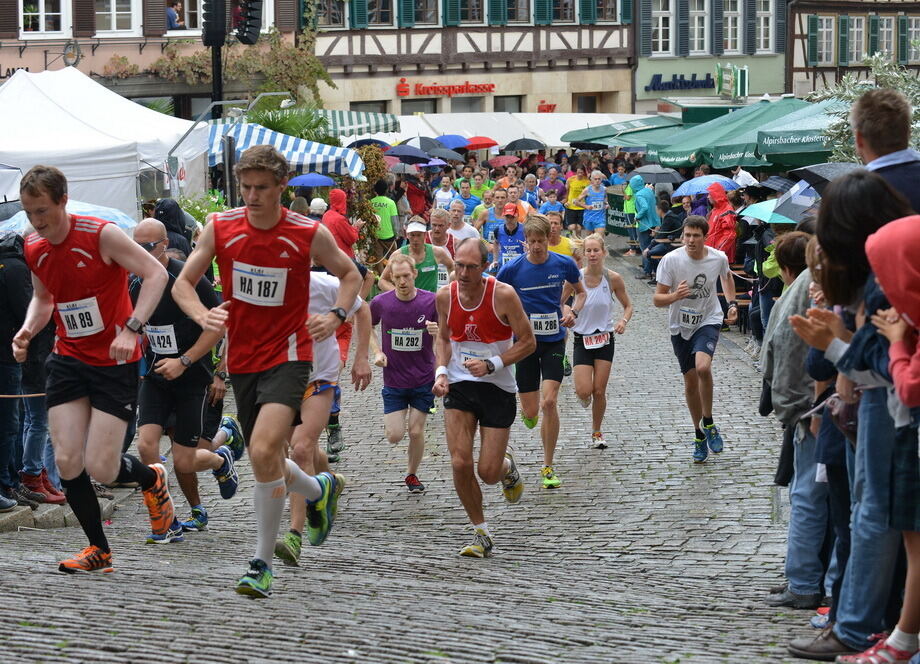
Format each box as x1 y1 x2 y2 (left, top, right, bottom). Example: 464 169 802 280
454 261 483 272
138 239 165 252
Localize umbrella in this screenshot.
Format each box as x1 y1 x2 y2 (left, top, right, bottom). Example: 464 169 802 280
401 137 445 152
383 155 401 168
570 141 610 151
672 175 740 198
1 199 138 235
504 138 546 152
389 163 418 174
740 199 796 225
436 134 470 149
465 136 498 150
288 173 335 187
633 164 684 185
346 138 390 149
484 155 519 168
428 147 464 162
772 179 820 223
423 158 447 167
758 175 796 193
789 162 862 195
386 144 431 164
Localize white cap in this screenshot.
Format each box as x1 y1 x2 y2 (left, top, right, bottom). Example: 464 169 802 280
406 221 427 234
310 197 328 211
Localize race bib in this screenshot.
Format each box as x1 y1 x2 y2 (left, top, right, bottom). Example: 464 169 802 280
58 297 104 338
459 346 490 364
420 264 436 273
146 324 178 355
591 201 604 210
437 264 449 288
679 306 703 329
390 328 423 352
232 261 287 307
463 215 472 224
583 332 610 349
530 312 559 336
502 249 521 265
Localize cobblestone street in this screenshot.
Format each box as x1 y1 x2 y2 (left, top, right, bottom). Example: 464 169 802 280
0 247 809 664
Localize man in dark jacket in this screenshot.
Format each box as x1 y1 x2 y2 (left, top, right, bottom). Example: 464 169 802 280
153 198 193 259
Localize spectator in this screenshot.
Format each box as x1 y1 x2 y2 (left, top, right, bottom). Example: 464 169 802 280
289 196 309 215
166 0 185 29
630 172 657 279
322 188 362 259
309 197 328 217
153 198 193 259
370 179 399 261
705 183 738 263
731 165 758 187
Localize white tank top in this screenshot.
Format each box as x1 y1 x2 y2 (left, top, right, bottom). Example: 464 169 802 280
573 268 615 335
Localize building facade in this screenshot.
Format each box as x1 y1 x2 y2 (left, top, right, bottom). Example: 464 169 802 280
313 0 634 114
787 0 920 96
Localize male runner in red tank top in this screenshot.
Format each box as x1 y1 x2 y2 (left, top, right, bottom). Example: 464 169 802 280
12 165 178 573
173 145 361 598
432 237 535 557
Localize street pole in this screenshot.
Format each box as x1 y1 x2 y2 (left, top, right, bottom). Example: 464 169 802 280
211 44 223 121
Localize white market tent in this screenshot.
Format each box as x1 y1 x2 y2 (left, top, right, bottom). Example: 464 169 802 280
515 113 646 149
0 163 22 202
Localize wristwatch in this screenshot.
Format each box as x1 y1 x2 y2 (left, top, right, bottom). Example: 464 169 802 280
179 354 192 368
572 308 580 319
484 359 495 374
125 316 144 334
215 370 228 381
728 300 738 308
330 307 347 323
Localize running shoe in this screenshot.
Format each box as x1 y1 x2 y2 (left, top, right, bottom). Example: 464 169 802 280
147 518 184 544
212 446 239 499
405 474 425 494
458 528 493 558
562 356 572 377
836 635 917 664
142 463 176 540
591 432 608 449
58 545 114 574
693 437 709 463
220 415 246 462
306 472 343 546
703 423 724 453
235 558 273 598
274 530 303 567
541 466 561 489
578 395 592 409
326 423 345 453
501 452 524 504
521 412 539 429
91 480 114 500
179 506 209 532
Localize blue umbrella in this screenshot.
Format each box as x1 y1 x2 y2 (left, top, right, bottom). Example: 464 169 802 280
347 138 390 149
1 199 138 235
288 173 335 187
436 134 470 149
423 158 447 167
740 199 797 225
672 175 740 198
386 144 431 164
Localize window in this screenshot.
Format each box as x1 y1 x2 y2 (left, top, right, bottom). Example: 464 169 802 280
316 0 344 26
95 0 132 30
415 0 437 23
651 0 671 55
573 93 598 113
816 16 834 64
910 17 920 62
723 0 740 52
182 0 199 30
368 0 392 24
494 95 523 112
460 0 482 22
552 0 574 22
401 98 438 114
22 0 64 33
878 16 894 56
597 0 617 21
688 0 707 54
350 100 389 113
452 96 483 112
755 0 772 52
508 0 529 21
848 16 864 63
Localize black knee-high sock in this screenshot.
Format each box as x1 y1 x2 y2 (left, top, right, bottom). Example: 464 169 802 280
61 472 109 553
117 454 156 491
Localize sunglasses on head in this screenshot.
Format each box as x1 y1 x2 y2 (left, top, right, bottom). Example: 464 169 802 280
138 239 165 252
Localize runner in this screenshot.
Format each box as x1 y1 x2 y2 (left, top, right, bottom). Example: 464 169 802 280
653 215 737 463
130 219 240 539
476 188 506 245
370 253 438 494
470 189 493 226
564 165 590 238
506 184 532 222
425 209 455 257
446 199 479 244
379 218 453 293
491 203 527 269
497 215 584 488
433 177 457 211
451 180 480 223
546 211 582 267
433 237 535 557
563 233 632 449
575 170 609 237
12 165 178 572
173 145 361 597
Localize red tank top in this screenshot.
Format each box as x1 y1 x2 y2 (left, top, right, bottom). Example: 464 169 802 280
213 206 318 374
24 215 140 367
447 276 512 343
426 231 455 257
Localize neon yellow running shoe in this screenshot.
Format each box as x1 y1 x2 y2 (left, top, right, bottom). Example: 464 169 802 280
541 466 561 489
521 412 538 429
501 452 523 504
458 528 493 558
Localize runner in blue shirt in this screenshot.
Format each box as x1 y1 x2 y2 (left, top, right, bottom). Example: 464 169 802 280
538 188 565 216
451 180 481 221
575 170 609 236
491 203 527 271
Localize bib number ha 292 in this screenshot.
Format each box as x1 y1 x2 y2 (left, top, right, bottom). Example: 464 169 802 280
232 261 287 307
58 297 104 338
391 328 423 351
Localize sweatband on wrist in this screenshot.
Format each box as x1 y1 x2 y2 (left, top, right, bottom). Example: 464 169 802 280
488 356 505 372
435 365 449 378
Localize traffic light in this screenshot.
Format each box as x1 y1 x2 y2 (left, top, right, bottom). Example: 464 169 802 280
236 0 262 45
202 0 226 47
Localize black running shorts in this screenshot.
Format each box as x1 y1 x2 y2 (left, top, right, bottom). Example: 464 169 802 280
515 339 566 393
137 376 210 448
45 354 138 422
573 331 615 366
444 380 516 429
230 361 312 441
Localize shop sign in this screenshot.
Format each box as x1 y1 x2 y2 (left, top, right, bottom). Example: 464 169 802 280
396 77 496 98
0 66 29 79
716 63 749 101
644 73 715 92
537 99 557 113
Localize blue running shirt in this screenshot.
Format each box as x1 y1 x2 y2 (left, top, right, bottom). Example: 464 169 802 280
497 251 581 342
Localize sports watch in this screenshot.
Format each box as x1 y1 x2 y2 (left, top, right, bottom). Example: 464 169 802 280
330 307 347 323
215 371 228 381
179 355 192 368
485 359 495 374
125 316 144 334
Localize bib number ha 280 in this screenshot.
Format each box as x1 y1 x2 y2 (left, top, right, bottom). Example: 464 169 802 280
231 261 287 307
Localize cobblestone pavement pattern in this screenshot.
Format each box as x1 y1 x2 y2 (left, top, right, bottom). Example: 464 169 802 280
0 246 807 663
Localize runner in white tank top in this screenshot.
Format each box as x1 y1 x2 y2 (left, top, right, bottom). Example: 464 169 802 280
563 233 633 449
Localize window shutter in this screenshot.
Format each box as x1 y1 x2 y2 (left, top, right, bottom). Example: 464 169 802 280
350 0 368 28
443 0 460 25
0 0 17 38
898 15 909 65
676 0 688 56
806 14 818 65
399 0 415 26
774 0 786 53
837 15 849 66
534 0 552 24
868 14 879 56
142 0 167 36
73 0 96 36
274 0 296 30
638 0 651 54
742 0 755 54
711 0 723 55
621 0 633 24
488 0 506 25
579 0 595 23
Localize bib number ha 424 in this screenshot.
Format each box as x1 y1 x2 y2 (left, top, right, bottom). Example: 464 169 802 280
231 261 287 307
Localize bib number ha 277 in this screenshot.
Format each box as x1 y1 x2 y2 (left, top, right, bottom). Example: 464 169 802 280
679 307 703 328
232 261 287 307
58 296 104 338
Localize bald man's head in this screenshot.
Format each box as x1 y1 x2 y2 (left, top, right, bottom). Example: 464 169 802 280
133 218 168 244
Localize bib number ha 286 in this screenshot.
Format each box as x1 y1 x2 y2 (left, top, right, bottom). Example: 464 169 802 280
232 261 287 307
530 312 559 336
58 297 104 338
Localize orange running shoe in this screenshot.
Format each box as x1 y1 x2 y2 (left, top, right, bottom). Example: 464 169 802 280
58 545 113 573
142 463 175 538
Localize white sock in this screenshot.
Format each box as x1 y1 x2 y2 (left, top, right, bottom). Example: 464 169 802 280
473 522 491 538
284 459 322 502
253 478 286 569
886 627 919 652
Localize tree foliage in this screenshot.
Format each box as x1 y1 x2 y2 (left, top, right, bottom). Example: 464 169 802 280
246 104 340 146
349 146 388 260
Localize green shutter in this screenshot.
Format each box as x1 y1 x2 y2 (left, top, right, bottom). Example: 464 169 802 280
621 0 633 24
579 0 596 24
534 0 552 24
442 0 460 25
398 0 415 26
806 14 818 65
676 0 689 56
350 0 368 28
774 0 786 53
838 15 849 65
742 0 755 54
638 0 651 54
488 0 507 25
868 15 879 56
898 15 909 64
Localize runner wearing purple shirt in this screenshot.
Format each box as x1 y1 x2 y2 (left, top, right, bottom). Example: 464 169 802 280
539 167 567 202
369 253 438 494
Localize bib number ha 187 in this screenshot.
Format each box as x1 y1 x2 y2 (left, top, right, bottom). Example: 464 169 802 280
530 312 559 335
58 296 104 338
232 261 287 307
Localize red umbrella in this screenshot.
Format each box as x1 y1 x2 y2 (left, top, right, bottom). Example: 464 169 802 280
383 155 401 168
465 136 498 150
484 155 519 168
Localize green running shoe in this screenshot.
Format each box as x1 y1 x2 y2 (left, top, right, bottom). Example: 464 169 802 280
235 558 273 598
541 466 562 489
220 416 246 462
179 506 209 532
306 472 344 546
274 530 302 567
521 412 538 429
562 355 572 377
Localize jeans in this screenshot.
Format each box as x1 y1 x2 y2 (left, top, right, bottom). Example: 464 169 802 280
626 214 637 243
0 363 22 492
826 460 852 623
834 387 903 648
785 425 829 595
21 395 49 475
759 292 776 331
638 230 653 274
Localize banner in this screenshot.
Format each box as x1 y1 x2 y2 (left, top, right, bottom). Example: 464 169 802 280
606 192 631 236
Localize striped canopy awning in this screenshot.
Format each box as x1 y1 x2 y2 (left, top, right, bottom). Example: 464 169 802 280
208 122 365 180
315 109 400 137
